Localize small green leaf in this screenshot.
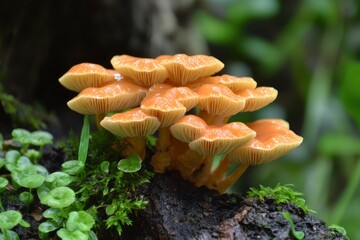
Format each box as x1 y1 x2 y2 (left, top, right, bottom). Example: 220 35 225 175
19 219 30 228
1 229 20 240
100 161 110 174
11 129 31 145
117 154 142 173
282 212 304 240
328 224 347 236
17 174 45 189
24 149 41 162
0 177 9 190
38 220 60 233
57 228 88 240
42 187 75 208
42 208 61 219
45 172 74 187
78 115 90 165
88 231 98 240
19 192 34 204
62 160 84 175
145 135 157 149
0 210 22 230
30 131 53 146
105 204 117 216
66 211 95 232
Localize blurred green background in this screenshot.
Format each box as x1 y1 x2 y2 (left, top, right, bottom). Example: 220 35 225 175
1 0 359 238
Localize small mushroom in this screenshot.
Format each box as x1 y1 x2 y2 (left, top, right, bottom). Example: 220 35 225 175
188 122 255 186
169 115 208 178
196 83 246 124
170 115 207 143
189 75 257 92
236 87 278 112
158 54 224 86
111 55 168 87
140 85 188 173
162 86 199 112
213 119 303 193
59 63 121 92
67 80 147 115
100 108 161 160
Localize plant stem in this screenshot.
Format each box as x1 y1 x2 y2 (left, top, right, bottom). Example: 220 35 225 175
78 115 90 165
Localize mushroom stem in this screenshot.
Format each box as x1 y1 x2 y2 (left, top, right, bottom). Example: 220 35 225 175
198 110 215 125
205 157 231 188
192 155 214 187
216 163 250 193
172 149 205 180
151 127 171 173
121 137 146 160
95 113 105 129
198 110 229 125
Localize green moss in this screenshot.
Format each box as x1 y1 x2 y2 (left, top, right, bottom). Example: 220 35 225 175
246 183 314 213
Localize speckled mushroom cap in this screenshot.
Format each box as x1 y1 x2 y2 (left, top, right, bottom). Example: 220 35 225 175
226 119 303 165
67 80 147 114
59 63 121 92
100 107 161 137
197 84 246 116
236 87 278 112
189 122 256 156
170 115 208 143
158 54 224 86
111 55 168 87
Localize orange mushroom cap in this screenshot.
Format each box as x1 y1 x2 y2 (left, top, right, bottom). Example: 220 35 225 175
67 80 147 114
158 54 224 86
141 97 186 128
197 84 246 116
59 63 121 92
189 75 257 92
236 87 278 112
170 115 208 143
189 122 256 156
162 86 199 111
100 107 161 137
111 55 168 87
227 119 303 165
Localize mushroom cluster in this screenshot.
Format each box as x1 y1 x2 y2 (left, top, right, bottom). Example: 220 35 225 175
59 54 303 193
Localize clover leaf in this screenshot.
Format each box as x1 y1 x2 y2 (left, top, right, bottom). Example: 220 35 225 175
11 129 32 145
45 172 74 187
66 211 95 232
0 210 22 230
30 131 53 146
38 220 61 233
117 154 142 173
62 160 84 175
41 187 75 208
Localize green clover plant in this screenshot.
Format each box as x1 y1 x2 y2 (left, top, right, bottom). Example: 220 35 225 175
0 210 30 240
1 114 152 239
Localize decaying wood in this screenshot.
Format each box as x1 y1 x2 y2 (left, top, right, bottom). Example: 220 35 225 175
122 171 346 240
